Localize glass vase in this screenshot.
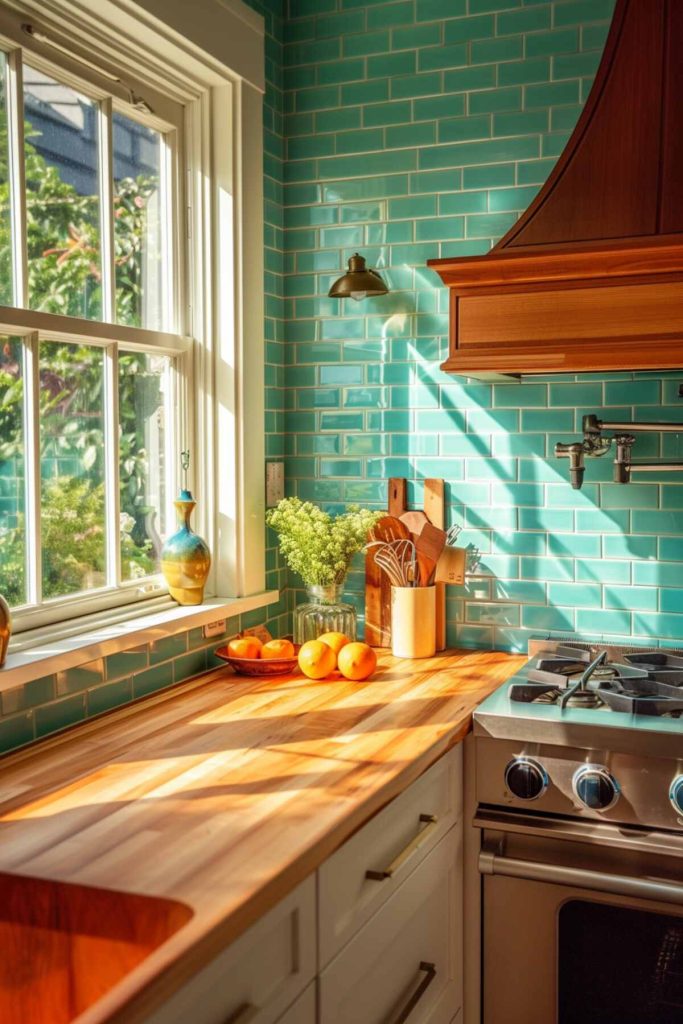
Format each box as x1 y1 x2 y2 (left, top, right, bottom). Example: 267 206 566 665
293 584 357 644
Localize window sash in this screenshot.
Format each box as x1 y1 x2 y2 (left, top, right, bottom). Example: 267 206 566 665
0 37 192 631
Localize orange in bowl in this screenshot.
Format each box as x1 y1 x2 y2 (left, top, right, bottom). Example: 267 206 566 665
298 639 337 680
318 631 351 656
337 642 377 681
262 638 295 659
227 636 262 659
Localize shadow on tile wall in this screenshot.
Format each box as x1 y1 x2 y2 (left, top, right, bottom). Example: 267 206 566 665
278 0 683 652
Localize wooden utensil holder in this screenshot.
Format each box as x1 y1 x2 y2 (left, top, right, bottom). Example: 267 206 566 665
365 477 447 649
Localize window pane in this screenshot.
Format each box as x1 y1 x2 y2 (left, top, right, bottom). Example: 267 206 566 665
119 351 169 580
113 113 164 330
24 67 102 319
0 337 25 605
0 54 13 305
40 341 105 598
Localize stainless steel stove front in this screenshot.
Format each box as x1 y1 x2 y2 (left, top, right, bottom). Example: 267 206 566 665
476 735 683 832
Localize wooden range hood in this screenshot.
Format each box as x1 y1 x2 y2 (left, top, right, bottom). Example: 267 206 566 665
428 0 683 379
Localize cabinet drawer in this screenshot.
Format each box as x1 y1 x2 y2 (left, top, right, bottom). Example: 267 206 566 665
319 745 461 966
275 983 316 1024
143 876 315 1024
319 826 463 1024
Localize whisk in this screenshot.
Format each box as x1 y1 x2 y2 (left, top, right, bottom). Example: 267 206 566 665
369 539 416 587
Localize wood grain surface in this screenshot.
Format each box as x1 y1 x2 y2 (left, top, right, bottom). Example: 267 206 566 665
0 648 523 1024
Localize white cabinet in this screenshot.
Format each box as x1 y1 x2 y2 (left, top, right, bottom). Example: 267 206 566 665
143 877 316 1024
319 746 462 967
276 984 316 1024
319 828 462 1024
144 747 463 1024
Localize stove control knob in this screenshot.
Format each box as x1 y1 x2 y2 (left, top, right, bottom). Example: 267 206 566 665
670 776 683 817
504 757 548 801
573 765 620 811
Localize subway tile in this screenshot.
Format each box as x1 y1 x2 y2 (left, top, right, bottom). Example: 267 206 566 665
2 675 55 716
576 559 631 584
521 556 575 581
391 72 443 100
88 678 133 717
35 695 86 739
576 608 631 635
367 1 414 29
439 115 492 144
174 651 208 683
364 100 412 127
444 14 494 43
549 582 602 607
56 659 105 697
105 646 148 680
419 135 538 170
633 561 682 588
466 602 520 626
634 613 683 641
0 714 34 754
604 586 658 612
522 605 576 632
418 42 467 72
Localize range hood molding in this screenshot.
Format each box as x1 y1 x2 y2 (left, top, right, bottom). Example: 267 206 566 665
428 0 683 379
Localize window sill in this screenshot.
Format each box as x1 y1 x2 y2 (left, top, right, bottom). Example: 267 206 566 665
0 592 279 695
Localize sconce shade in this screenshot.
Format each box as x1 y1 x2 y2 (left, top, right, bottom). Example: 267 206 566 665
328 253 388 301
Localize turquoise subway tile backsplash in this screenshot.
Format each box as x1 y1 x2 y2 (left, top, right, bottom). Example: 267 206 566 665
4 0 683 759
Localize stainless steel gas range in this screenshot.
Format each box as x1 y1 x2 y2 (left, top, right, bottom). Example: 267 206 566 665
473 640 683 1024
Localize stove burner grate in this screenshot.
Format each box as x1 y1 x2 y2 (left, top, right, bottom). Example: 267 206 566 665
511 647 683 716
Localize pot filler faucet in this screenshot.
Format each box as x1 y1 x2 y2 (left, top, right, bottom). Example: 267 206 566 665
555 414 683 489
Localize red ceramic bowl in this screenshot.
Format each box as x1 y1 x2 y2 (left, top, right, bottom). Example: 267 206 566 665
214 644 300 677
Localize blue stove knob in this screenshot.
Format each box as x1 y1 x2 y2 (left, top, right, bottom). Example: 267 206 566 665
670 776 683 817
573 764 620 811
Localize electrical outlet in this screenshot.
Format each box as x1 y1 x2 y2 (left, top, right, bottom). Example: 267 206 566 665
203 619 227 639
266 461 285 507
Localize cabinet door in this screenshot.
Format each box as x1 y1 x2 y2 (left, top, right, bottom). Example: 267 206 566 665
143 876 315 1024
320 827 462 1024
319 746 462 967
276 983 316 1024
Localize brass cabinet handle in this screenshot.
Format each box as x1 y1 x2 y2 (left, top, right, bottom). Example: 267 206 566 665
388 961 437 1024
223 1004 259 1024
366 814 438 881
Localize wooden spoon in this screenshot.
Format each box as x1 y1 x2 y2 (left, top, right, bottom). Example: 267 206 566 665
399 510 429 536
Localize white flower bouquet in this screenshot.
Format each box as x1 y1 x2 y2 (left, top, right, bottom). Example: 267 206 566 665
266 498 383 587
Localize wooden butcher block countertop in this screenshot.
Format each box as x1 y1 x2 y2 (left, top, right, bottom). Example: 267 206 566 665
0 646 523 1024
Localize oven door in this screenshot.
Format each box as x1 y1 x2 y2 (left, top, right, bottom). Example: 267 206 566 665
477 811 683 1024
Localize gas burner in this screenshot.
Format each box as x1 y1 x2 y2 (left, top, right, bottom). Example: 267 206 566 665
563 688 603 710
511 645 683 717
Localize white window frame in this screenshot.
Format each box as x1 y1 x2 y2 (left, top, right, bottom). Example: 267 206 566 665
0 0 267 637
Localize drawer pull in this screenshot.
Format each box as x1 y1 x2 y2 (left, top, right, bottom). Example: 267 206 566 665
388 961 437 1024
366 814 438 881
223 1003 259 1024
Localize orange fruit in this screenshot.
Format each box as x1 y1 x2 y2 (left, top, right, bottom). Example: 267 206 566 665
227 636 262 659
318 631 351 656
298 639 337 680
337 642 377 682
262 638 295 659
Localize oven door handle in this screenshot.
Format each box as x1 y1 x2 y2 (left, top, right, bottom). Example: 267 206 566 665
479 846 683 906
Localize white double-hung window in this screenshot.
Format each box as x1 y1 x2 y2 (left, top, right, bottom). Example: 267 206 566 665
0 0 266 636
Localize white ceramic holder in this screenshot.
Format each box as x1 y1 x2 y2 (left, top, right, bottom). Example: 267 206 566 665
391 586 436 658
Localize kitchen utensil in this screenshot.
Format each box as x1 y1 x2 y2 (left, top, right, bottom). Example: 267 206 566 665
369 515 411 545
446 524 462 546
390 586 436 658
415 523 447 585
434 545 467 585
365 483 410 646
423 478 447 651
370 539 416 588
399 510 428 536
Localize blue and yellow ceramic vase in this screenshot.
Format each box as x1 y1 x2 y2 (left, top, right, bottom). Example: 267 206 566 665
161 489 211 605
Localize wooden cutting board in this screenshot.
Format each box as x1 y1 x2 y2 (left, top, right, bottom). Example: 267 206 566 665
364 479 406 646
365 478 447 650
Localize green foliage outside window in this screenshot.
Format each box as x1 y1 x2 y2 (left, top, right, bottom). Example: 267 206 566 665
0 119 164 605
